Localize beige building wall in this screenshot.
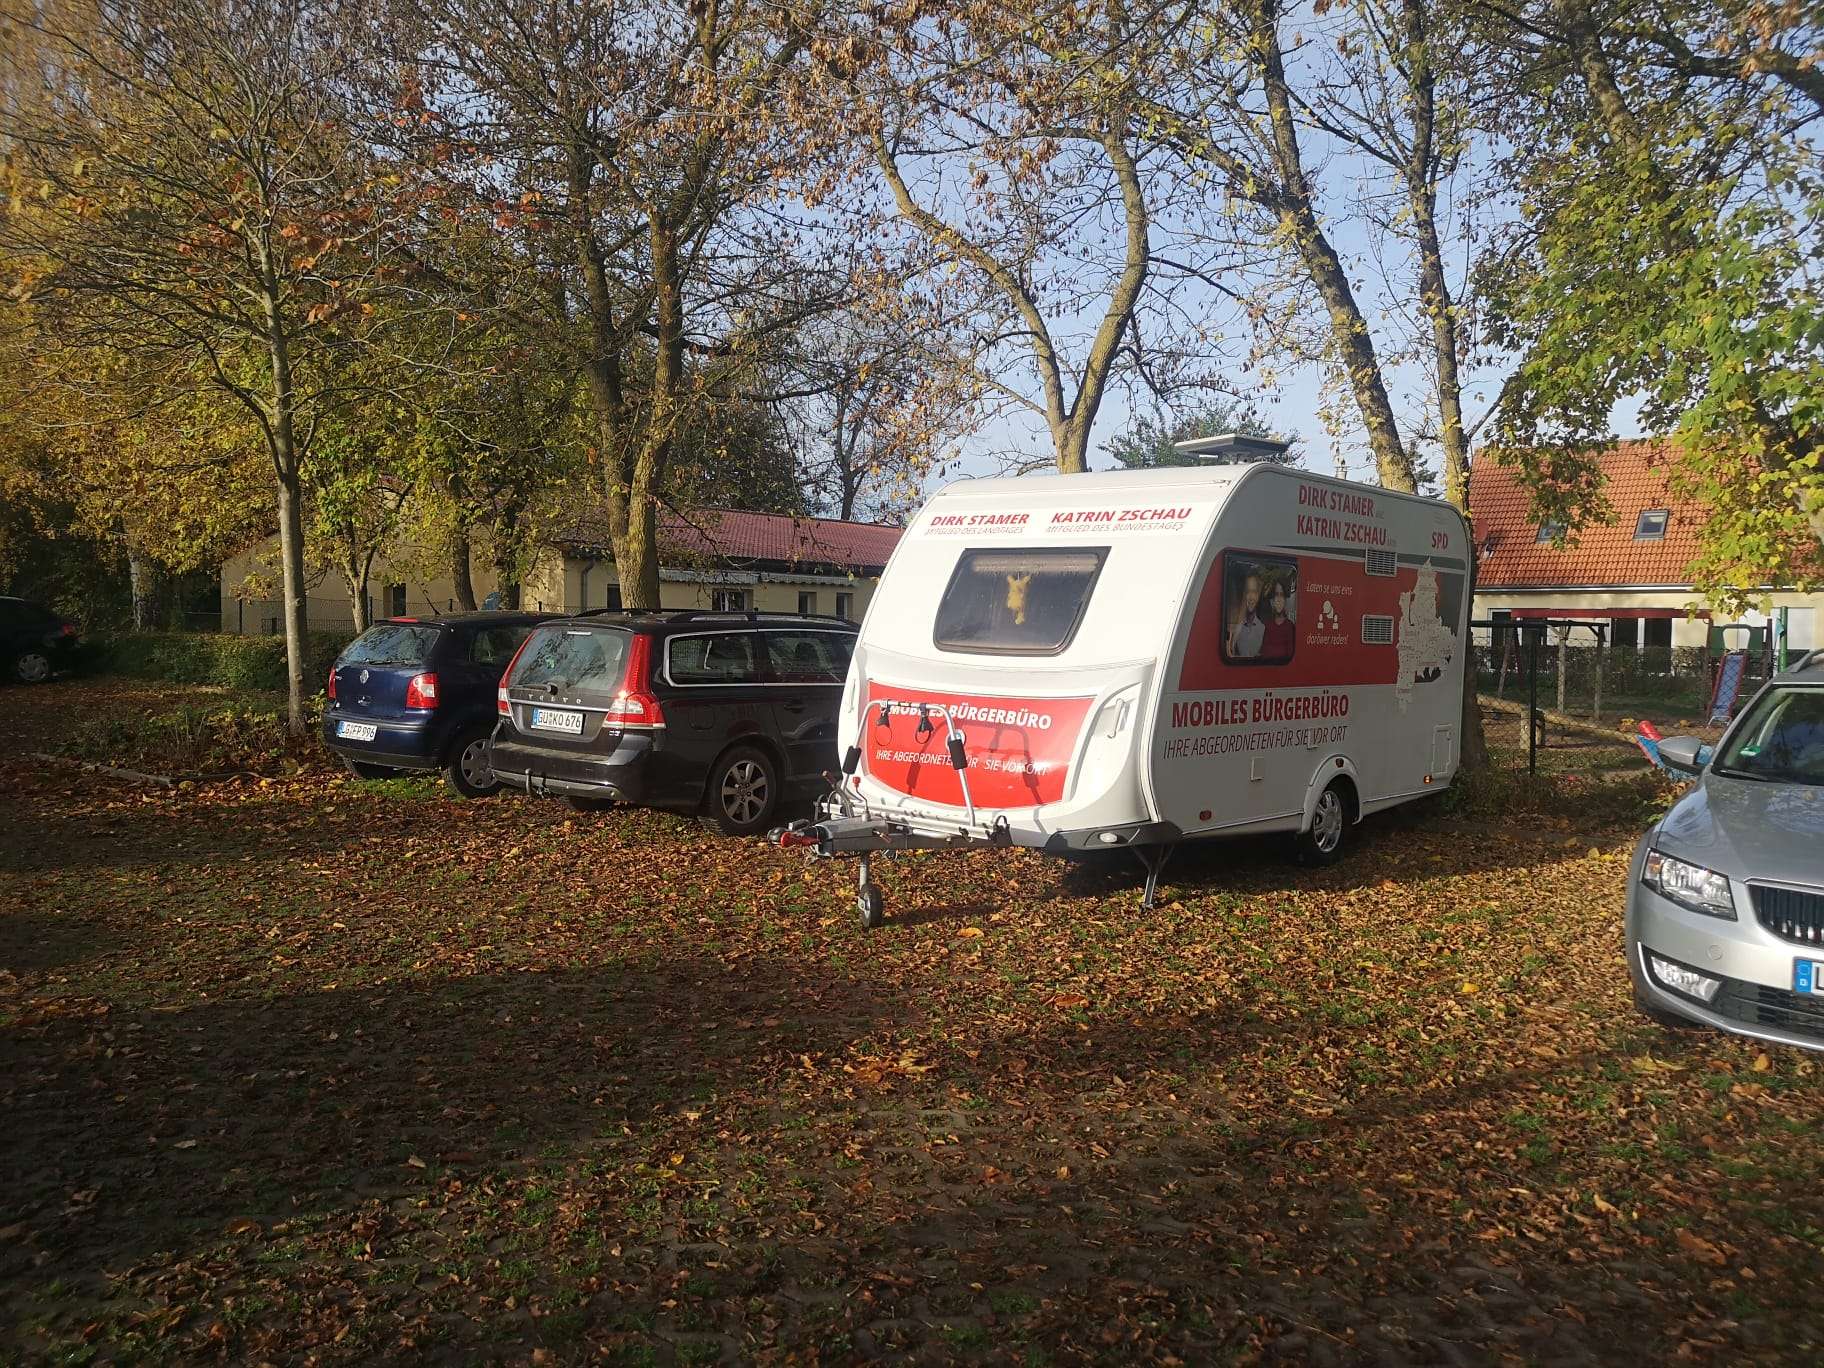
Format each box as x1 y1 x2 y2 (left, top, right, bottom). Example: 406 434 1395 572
222 541 878 637
1472 588 1824 651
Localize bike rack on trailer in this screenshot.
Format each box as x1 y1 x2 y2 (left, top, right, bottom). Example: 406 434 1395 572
772 698 1010 927
772 698 1180 925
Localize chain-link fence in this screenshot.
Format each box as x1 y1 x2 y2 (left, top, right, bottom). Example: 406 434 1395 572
1471 621 1760 775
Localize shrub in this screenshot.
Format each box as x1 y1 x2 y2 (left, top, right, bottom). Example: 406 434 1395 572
85 630 351 693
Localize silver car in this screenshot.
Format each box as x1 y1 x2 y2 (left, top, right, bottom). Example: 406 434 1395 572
1627 662 1824 1051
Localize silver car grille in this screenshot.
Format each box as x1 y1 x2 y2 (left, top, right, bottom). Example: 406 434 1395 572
1750 884 1824 945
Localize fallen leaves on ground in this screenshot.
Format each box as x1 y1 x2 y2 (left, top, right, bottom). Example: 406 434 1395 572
2 679 1821 1364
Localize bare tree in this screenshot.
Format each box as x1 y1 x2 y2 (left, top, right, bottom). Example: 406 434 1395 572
775 302 972 522
405 0 835 607
823 0 1242 477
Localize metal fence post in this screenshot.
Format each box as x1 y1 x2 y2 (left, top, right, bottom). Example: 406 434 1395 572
1528 627 1539 775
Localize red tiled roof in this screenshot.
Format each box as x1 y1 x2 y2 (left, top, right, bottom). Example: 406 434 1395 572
1469 440 1701 589
552 506 903 573
661 508 903 570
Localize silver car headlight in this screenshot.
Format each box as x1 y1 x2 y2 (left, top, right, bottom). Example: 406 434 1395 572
1643 850 1737 920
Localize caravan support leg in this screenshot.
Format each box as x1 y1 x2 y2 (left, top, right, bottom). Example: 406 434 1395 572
1133 845 1176 911
856 855 885 930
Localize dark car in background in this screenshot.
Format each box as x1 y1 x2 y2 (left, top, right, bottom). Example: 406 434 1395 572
2 595 80 685
323 612 551 795
489 611 858 835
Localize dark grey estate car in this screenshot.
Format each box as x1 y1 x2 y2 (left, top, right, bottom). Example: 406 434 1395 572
1628 655 1824 1051
488 611 858 835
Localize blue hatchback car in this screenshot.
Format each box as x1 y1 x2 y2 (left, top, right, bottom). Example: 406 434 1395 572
323 612 551 796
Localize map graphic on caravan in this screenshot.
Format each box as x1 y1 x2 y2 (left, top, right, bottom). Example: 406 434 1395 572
772 462 1471 927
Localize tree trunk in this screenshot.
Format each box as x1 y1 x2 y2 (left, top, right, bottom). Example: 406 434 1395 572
833 387 860 521
1458 543 1489 772
1054 419 1093 476
342 551 372 635
127 546 158 630
492 510 523 609
613 210 684 611
1551 0 1647 154
1255 0 1416 493
1401 0 1469 508
264 286 308 733
274 470 309 729
613 496 661 610
450 527 477 612
1052 117 1152 477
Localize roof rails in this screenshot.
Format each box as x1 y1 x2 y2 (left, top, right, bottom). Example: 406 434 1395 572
570 608 856 626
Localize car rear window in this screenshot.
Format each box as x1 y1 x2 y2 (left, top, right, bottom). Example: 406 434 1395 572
763 630 853 684
341 623 441 666
1 599 58 626
511 626 630 693
933 547 1107 655
467 624 533 665
667 633 760 685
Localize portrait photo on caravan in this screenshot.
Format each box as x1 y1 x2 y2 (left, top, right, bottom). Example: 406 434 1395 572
1222 553 1298 664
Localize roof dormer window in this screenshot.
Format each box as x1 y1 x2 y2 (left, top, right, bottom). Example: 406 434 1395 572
1634 508 1669 540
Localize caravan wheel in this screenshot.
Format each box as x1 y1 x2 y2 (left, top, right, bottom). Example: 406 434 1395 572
857 883 885 930
1294 781 1352 867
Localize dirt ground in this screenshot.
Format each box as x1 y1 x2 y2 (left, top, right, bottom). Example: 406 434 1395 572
4 678 1822 1364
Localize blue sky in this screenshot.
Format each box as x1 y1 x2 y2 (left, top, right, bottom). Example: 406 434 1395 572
912 55 1655 494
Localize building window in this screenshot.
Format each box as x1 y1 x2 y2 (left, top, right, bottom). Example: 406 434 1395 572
1644 617 1672 649
1611 617 1639 649
1535 521 1564 544
835 591 853 621
1634 508 1669 540
603 584 623 612
797 590 817 616
385 583 407 617
711 587 747 613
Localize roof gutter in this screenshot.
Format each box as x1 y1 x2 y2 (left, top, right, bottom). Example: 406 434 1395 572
1473 583 1697 593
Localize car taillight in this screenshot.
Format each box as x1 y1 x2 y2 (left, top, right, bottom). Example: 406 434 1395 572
604 633 664 728
497 633 537 716
327 669 338 701
59 622 77 637
405 672 439 709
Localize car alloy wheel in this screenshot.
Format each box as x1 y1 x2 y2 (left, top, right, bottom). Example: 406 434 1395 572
720 758 769 826
15 651 51 684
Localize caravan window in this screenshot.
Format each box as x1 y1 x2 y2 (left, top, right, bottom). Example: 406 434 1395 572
1221 552 1298 666
934 547 1108 655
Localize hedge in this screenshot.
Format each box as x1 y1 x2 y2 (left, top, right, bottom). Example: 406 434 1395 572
86 630 352 693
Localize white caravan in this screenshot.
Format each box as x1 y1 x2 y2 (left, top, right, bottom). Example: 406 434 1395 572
774 462 1470 925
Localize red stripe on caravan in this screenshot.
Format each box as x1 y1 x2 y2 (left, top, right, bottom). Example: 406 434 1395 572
861 683 1096 809
1177 553 1418 690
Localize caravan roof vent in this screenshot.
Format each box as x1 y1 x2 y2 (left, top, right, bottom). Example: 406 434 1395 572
1172 432 1293 463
